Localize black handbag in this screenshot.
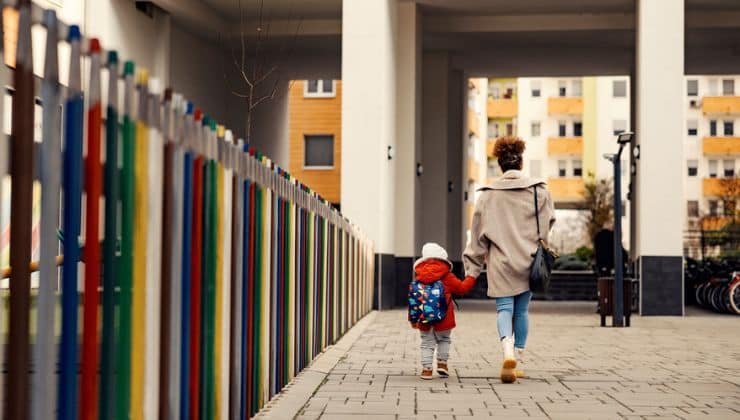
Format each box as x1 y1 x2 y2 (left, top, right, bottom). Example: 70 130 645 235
529 185 559 293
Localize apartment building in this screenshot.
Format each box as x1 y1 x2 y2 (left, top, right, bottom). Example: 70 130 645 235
684 76 740 218
468 76 632 252
683 75 740 258
288 79 342 208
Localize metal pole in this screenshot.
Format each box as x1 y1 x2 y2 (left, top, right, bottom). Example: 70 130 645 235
613 144 625 327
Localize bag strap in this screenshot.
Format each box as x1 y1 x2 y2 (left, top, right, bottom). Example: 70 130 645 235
533 184 541 239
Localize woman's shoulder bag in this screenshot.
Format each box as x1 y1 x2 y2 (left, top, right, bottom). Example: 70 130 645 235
529 185 559 293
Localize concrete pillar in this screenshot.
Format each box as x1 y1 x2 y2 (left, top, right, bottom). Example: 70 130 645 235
447 70 464 261
341 0 397 308
635 0 684 315
393 2 421 289
420 52 450 250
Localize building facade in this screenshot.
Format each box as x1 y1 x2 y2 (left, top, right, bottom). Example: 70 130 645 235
467 76 632 253
684 75 740 258
288 80 342 208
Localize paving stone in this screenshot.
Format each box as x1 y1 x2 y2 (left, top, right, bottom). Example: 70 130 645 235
261 301 740 418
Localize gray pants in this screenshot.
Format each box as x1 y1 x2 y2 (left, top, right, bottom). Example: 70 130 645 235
420 329 451 368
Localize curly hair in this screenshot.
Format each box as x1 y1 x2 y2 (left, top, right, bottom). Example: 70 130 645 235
493 136 526 172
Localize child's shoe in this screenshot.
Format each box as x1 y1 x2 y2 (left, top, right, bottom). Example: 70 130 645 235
420 367 433 380
436 361 449 378
514 348 526 379
500 337 517 384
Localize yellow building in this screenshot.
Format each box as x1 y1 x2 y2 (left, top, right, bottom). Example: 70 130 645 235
288 80 342 207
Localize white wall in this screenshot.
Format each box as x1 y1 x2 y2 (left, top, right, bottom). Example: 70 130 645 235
86 0 171 84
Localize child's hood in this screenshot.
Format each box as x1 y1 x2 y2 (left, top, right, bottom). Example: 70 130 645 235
414 259 451 284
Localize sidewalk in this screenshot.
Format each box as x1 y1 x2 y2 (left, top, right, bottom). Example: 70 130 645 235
266 301 740 420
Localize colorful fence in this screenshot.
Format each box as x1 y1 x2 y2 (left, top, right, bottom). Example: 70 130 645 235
0 2 375 419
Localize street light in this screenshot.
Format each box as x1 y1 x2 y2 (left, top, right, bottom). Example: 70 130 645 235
603 131 634 327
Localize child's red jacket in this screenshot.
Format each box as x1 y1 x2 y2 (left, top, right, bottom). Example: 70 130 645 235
412 259 476 332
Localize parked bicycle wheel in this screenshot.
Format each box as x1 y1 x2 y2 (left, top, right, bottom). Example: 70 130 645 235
729 277 740 315
695 283 707 307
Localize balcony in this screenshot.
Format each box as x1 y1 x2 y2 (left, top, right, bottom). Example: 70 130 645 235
468 110 480 137
702 96 740 115
548 137 583 156
547 97 582 116
703 137 740 155
703 178 725 197
487 98 518 119
467 159 480 182
548 178 584 202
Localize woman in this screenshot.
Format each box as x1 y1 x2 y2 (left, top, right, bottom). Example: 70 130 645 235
463 136 555 383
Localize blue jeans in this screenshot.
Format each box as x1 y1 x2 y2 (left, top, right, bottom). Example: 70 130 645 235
495 291 532 349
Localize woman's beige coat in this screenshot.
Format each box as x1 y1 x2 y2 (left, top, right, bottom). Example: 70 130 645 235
463 170 556 298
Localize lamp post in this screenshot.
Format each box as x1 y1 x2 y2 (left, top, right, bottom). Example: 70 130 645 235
604 131 634 327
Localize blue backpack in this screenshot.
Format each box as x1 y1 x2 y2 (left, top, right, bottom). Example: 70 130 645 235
408 279 448 325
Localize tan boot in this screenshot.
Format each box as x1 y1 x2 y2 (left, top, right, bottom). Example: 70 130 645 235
514 348 526 379
500 337 517 383
420 367 433 380
437 361 449 378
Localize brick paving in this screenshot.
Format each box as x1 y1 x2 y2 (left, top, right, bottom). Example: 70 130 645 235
279 301 740 419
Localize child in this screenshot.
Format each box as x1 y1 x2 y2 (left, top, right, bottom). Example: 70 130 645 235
409 243 476 379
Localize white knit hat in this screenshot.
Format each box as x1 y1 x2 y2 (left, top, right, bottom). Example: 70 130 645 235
413 242 453 269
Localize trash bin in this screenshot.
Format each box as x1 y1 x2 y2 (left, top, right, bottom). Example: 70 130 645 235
597 277 636 327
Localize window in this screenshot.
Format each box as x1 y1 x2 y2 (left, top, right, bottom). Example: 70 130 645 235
558 80 567 97
504 84 515 99
558 160 567 177
710 120 717 137
573 121 583 137
708 79 718 96
724 159 735 177
613 119 627 136
723 79 735 96
687 79 698 97
724 120 734 136
613 80 627 98
530 160 542 178
306 80 318 93
506 123 514 136
488 121 499 138
531 81 541 97
687 119 698 136
531 121 541 137
321 79 333 93
687 160 698 177
558 121 567 137
573 159 583 177
572 80 582 97
304 135 334 168
304 80 335 97
709 200 719 217
687 201 699 218
490 83 501 99
709 160 718 178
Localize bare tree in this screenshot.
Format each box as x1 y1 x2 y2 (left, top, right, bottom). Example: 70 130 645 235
582 172 614 243
227 0 302 143
718 175 740 222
